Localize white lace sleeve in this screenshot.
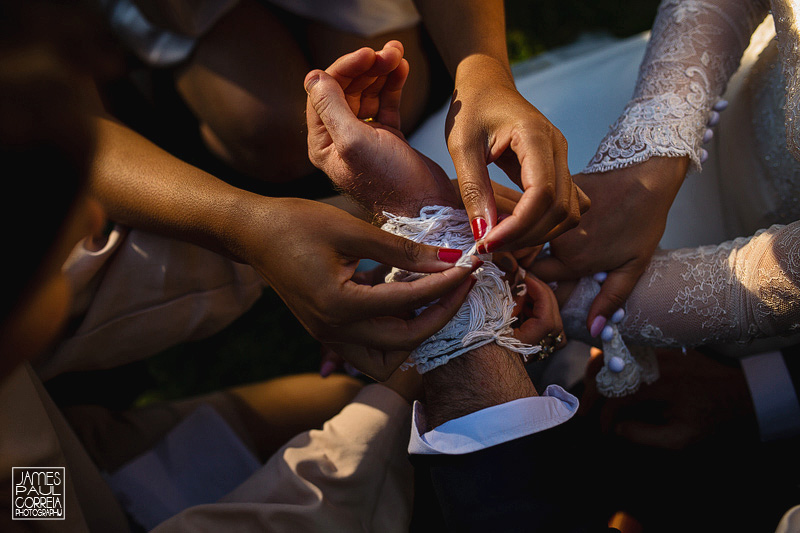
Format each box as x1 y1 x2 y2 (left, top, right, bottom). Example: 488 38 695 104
771 0 800 161
583 0 770 174
563 221 800 349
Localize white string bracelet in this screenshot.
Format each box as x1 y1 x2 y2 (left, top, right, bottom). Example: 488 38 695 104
381 205 542 373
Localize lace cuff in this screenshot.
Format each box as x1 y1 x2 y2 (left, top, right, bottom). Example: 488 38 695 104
583 0 770 174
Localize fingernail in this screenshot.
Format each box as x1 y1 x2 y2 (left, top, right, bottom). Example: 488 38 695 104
707 110 720 126
611 307 625 324
476 243 488 255
703 128 713 143
592 271 608 283
713 99 728 111
437 248 463 263
305 74 320 93
471 217 488 240
485 240 505 253
343 362 360 377
472 259 484 271
700 148 709 163
590 315 607 338
320 360 336 377
600 325 614 342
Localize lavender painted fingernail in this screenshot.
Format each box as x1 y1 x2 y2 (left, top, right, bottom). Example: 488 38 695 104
590 315 607 338
713 100 728 111
703 128 713 143
611 308 625 324
708 110 720 126
700 148 709 163
593 271 608 283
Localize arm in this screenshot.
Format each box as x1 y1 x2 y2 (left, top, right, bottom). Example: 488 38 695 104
87 83 473 381
412 0 590 253
533 0 771 330
561 220 800 350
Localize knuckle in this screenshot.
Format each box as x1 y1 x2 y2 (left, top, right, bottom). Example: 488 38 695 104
401 236 421 263
460 180 485 208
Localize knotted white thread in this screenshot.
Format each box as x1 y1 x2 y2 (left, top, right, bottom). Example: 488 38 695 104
381 206 541 373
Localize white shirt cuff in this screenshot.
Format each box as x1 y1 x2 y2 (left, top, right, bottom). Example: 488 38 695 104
408 384 579 455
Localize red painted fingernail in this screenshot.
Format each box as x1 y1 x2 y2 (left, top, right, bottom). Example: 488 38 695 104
485 240 504 253
476 243 487 254
437 248 463 263
471 217 488 240
472 259 484 272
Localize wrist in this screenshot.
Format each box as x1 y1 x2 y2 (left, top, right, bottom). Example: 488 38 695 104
454 55 514 91
422 343 537 429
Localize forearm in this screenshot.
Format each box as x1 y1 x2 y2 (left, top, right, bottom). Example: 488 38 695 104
412 0 511 82
90 115 269 261
561 220 800 349
585 0 770 174
422 343 536 429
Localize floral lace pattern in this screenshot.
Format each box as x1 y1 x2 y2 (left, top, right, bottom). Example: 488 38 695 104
614 222 800 348
583 0 769 174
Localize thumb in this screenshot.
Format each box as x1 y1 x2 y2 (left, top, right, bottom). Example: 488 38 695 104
585 264 642 333
305 70 365 144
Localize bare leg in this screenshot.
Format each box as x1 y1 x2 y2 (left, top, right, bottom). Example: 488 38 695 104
175 0 314 182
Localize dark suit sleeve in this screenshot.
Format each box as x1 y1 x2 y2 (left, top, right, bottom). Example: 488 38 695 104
408 421 614 533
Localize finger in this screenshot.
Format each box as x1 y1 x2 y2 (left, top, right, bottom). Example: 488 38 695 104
337 275 476 351
528 255 583 282
513 275 562 344
341 222 470 273
375 57 408 130
320 344 344 377
585 263 644 334
305 70 370 145
447 128 497 244
325 343 408 382
339 258 479 320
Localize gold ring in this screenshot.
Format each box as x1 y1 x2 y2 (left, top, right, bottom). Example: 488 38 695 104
361 117 374 123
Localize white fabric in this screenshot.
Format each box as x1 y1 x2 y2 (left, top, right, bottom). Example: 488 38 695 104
775 505 800 533
381 206 541 373
408 385 578 455
39 226 264 380
105 404 261 530
584 0 770 174
262 0 420 37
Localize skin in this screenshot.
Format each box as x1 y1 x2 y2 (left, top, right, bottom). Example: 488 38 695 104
305 41 566 425
413 0 590 253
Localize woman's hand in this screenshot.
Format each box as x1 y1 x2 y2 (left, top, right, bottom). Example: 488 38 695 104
445 56 590 253
530 157 689 334
232 195 479 381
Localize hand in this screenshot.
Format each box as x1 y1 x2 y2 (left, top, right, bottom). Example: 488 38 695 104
305 40 457 217
579 348 758 450
530 157 689 335
444 56 590 252
237 196 479 381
